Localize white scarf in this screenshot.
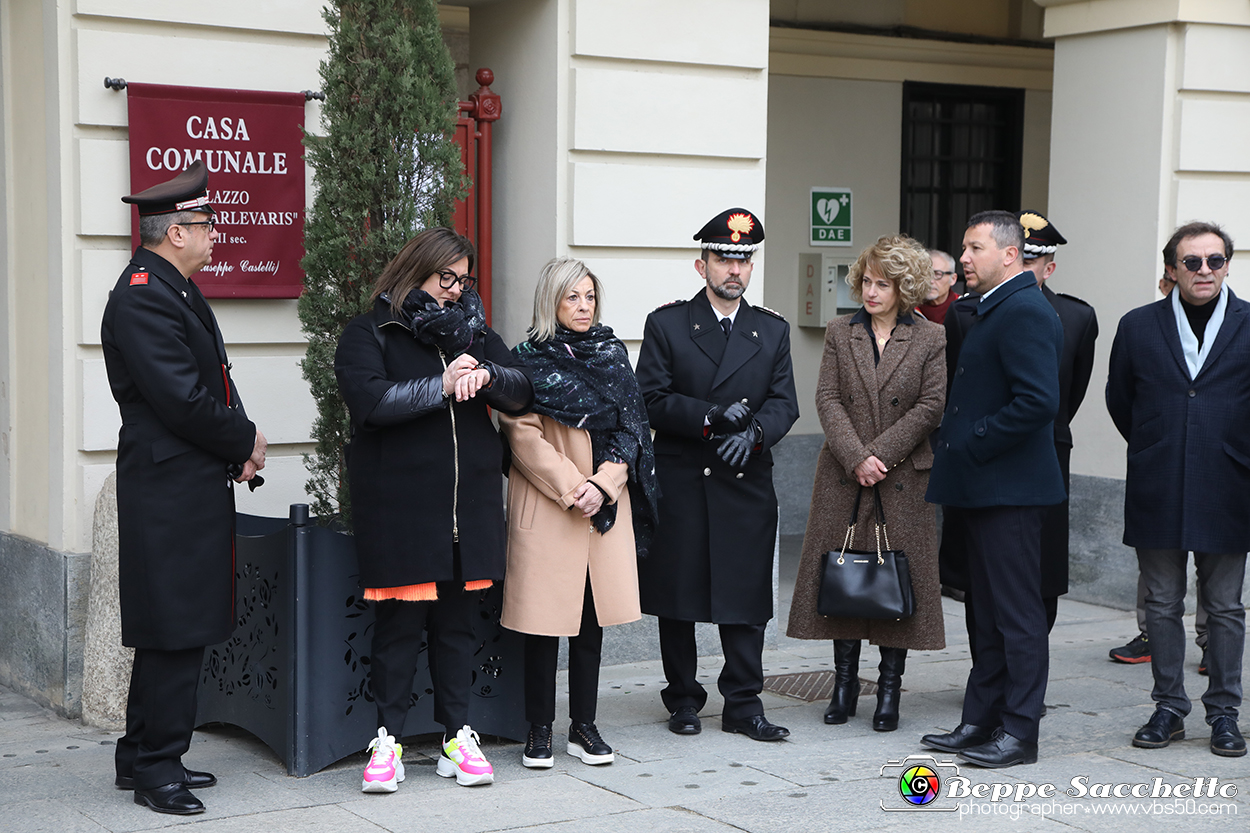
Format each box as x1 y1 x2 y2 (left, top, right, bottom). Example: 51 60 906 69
1172 282 1228 379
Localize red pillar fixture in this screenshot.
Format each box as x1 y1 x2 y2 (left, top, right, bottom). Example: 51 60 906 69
460 69 502 324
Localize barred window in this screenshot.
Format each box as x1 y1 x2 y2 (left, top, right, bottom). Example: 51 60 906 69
900 81 1024 262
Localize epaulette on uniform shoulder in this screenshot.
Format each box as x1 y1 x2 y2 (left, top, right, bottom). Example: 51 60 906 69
654 299 687 311
755 305 786 321
1056 291 1091 308
127 271 151 287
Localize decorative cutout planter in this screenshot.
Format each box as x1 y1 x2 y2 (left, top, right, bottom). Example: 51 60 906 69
195 505 525 776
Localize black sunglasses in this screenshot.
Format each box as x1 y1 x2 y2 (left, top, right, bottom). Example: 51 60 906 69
436 269 477 292
1180 254 1228 273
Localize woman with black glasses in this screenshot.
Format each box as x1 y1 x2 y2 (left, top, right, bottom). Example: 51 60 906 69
335 227 534 793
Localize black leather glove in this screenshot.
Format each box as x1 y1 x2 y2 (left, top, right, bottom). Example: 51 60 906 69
716 424 757 470
707 400 752 434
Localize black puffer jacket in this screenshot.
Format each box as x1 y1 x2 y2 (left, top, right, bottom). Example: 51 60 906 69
335 298 533 587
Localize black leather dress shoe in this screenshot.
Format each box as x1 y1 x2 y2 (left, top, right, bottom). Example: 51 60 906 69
133 783 205 815
1132 708 1185 748
920 723 997 753
668 706 701 735
957 728 1038 768
1210 715 1247 757
721 713 789 741
115 767 217 790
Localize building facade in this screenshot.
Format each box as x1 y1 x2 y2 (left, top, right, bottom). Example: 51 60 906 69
2 0 1248 714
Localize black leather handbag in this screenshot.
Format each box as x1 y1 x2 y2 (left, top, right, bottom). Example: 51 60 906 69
817 485 915 619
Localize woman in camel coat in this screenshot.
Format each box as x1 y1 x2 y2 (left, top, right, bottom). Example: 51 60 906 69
500 257 658 771
787 234 946 733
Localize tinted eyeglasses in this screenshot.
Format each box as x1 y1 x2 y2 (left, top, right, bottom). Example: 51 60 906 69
178 218 216 232
436 270 477 292
1180 254 1228 273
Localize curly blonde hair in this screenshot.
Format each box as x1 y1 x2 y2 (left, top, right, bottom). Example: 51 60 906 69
846 234 933 311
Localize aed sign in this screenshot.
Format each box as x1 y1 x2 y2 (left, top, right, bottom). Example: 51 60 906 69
811 187 852 247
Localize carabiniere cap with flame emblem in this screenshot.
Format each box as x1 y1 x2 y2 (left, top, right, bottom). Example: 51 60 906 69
122 159 213 216
694 207 765 260
1016 210 1067 260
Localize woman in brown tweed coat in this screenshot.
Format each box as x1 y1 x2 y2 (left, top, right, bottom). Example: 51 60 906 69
786 234 946 732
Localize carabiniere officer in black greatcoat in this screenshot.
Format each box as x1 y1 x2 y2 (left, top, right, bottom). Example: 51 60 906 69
635 208 799 741
101 160 267 816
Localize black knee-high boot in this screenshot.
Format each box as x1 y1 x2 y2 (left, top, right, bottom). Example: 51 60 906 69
825 640 862 724
873 647 907 732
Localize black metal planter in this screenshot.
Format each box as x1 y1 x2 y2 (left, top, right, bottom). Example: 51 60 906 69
194 505 526 776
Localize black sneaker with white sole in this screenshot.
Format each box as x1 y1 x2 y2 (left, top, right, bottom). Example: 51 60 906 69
523 723 554 769
567 721 614 765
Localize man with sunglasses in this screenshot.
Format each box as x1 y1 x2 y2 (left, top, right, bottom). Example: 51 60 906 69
1107 221 1248 758
102 161 267 814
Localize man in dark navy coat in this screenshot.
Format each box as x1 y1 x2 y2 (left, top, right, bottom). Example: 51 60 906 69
938 213 1098 653
636 208 799 742
101 161 267 814
1107 221 1249 758
921 210 1064 768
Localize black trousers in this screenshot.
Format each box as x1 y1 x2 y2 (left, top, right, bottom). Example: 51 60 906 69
658 617 766 723
371 582 477 739
115 646 205 790
960 505 1049 744
524 579 603 725
967 594 1059 661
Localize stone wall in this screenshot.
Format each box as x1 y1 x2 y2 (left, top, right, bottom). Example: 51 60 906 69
0 536 90 717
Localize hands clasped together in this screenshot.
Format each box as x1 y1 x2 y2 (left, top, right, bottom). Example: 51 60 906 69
571 481 606 518
235 429 268 482
854 454 888 487
709 400 757 472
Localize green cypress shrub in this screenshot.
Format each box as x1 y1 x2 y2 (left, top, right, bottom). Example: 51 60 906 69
299 0 465 522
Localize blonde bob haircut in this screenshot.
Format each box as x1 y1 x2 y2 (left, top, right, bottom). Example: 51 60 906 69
846 234 933 311
530 257 604 342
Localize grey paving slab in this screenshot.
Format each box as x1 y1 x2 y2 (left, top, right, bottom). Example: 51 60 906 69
512 806 746 833
683 778 1061 833
1042 674 1155 713
341 771 641 833
4 582 1248 832
1 799 111 833
733 739 909 787
0 762 100 806
178 806 389 833
564 751 797 806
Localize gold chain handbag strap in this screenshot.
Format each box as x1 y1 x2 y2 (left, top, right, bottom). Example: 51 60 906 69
872 484 891 564
836 485 867 565
838 485 893 566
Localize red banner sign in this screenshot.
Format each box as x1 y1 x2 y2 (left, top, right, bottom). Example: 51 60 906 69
126 83 306 298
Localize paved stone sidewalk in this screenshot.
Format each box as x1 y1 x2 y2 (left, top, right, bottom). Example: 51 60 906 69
2 597 1247 832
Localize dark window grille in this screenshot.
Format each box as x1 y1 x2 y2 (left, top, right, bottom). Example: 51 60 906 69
900 82 1024 261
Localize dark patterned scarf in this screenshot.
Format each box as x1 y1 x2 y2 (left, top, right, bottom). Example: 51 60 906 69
396 288 487 356
513 325 659 556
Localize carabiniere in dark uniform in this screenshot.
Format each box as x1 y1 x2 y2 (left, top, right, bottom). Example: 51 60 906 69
636 207 799 742
101 161 260 816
